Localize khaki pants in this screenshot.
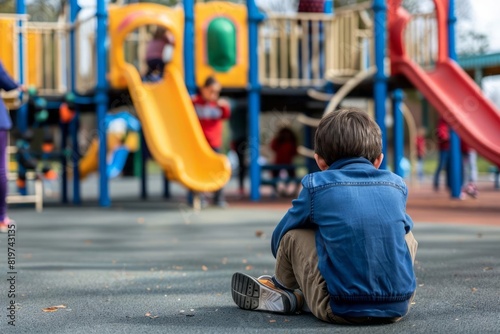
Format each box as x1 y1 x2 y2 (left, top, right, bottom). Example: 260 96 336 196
274 229 418 324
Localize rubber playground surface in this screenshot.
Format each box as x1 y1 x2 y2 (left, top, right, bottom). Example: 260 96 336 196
1 176 499 333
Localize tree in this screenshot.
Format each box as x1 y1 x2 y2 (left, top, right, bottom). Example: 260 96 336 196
0 0 14 13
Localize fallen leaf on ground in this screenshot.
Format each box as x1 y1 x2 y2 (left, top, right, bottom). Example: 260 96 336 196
255 230 265 238
471 287 478 293
483 267 493 271
201 265 208 271
42 305 67 313
245 265 254 270
145 312 159 319
269 319 276 323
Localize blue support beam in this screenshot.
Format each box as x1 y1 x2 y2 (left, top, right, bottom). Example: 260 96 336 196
184 0 196 95
96 0 110 207
392 89 404 176
324 0 333 14
15 0 27 133
447 0 462 199
247 0 265 201
69 0 81 205
373 0 388 170
140 131 147 199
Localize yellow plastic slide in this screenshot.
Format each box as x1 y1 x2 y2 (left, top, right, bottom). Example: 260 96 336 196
79 132 137 179
108 3 230 192
122 63 231 192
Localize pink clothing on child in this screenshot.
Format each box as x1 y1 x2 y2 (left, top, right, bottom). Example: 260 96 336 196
146 39 167 61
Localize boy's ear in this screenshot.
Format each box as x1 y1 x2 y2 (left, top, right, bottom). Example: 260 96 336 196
314 153 329 171
373 153 384 169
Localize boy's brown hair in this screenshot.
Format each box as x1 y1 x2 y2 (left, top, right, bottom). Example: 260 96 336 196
314 108 382 166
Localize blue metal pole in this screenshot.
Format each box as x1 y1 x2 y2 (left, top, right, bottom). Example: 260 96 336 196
448 0 461 198
373 0 388 170
69 115 80 204
323 0 333 92
140 131 147 199
324 0 333 14
301 0 333 173
96 0 110 207
184 0 196 95
247 0 265 201
392 89 404 176
15 0 27 133
69 0 81 204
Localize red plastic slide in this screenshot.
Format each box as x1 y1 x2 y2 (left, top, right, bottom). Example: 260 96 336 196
388 0 500 166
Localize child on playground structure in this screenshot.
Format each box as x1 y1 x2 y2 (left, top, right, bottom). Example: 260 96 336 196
145 26 175 80
270 126 298 196
433 117 450 191
461 140 478 199
191 76 231 207
0 60 25 233
231 108 418 325
416 127 426 181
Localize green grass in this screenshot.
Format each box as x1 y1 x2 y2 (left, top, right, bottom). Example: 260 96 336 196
423 154 494 175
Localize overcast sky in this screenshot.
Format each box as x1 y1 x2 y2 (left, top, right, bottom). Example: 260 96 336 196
468 1 500 98
470 0 500 52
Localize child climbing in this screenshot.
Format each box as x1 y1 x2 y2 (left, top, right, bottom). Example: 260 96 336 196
145 26 175 80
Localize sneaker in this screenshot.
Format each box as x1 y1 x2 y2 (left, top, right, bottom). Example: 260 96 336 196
464 183 478 199
256 275 310 313
231 272 300 314
0 218 15 233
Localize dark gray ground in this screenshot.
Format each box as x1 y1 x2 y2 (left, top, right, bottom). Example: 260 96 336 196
1 176 500 333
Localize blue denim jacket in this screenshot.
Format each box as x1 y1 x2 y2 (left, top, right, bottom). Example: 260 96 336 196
271 157 416 318
0 61 18 130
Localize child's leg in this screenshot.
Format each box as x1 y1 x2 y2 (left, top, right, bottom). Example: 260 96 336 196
274 229 333 322
0 131 8 222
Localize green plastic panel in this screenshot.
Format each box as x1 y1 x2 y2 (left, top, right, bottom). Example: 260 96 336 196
207 17 237 72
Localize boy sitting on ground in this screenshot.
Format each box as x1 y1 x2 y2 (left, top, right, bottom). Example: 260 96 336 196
231 108 418 325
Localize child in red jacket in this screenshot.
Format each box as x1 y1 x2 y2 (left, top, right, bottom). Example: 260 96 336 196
433 118 450 191
415 127 426 181
270 126 298 196
191 76 231 207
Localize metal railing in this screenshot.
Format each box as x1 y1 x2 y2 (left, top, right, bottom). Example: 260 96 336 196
259 2 374 88
404 12 438 69
73 14 97 94
26 22 67 95
123 25 151 76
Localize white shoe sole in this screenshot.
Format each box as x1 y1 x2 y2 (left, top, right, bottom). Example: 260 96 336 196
231 272 294 314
